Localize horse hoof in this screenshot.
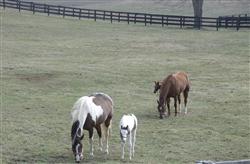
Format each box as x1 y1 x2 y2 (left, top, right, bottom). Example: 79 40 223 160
89 154 94 159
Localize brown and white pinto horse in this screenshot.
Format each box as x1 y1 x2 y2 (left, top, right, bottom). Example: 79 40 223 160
71 93 113 162
156 72 190 119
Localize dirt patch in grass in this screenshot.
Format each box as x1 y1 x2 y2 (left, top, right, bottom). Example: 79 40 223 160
16 73 55 82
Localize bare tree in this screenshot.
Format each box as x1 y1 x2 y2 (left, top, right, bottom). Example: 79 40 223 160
192 0 204 29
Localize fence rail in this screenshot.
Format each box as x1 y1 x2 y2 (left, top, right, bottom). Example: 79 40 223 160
1 0 250 30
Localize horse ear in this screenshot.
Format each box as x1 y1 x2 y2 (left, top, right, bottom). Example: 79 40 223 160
157 100 160 104
126 125 128 129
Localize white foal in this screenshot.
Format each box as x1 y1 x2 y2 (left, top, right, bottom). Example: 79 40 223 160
119 114 138 160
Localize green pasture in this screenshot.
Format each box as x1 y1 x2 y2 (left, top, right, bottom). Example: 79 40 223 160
30 0 249 17
1 8 250 163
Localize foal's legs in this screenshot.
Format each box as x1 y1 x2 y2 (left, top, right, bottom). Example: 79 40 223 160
174 96 178 116
121 141 125 159
132 129 137 157
88 128 94 158
96 125 103 151
128 132 132 160
183 90 189 114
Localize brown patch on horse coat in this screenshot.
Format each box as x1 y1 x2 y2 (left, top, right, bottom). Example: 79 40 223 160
92 94 113 125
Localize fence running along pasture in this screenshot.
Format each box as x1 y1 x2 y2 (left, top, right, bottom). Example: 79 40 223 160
1 0 250 31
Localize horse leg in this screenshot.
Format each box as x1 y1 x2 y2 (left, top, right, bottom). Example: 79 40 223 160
103 117 112 155
96 125 103 151
88 128 94 158
132 129 136 157
174 96 177 116
121 140 125 159
178 95 181 114
129 132 132 160
166 98 170 116
184 90 189 114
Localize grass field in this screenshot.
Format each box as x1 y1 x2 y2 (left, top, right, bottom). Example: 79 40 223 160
1 7 250 164
30 0 250 17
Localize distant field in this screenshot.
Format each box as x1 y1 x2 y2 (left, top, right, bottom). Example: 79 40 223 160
29 0 250 17
1 7 250 164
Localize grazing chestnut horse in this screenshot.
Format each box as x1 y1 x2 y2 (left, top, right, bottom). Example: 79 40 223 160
156 72 190 119
71 93 113 162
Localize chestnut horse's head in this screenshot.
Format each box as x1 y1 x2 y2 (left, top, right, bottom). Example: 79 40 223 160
153 81 162 94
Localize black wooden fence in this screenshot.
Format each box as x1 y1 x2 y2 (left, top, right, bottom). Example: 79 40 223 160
1 0 250 31
218 14 250 30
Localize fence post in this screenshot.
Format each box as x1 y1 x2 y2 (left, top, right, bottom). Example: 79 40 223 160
127 13 129 24
198 17 201 29
150 15 152 25
225 17 228 28
94 10 96 21
161 16 164 27
216 18 219 31
47 5 50 16
18 0 21 12
134 13 137 24
144 14 147 26
58 6 60 15
32 2 35 14
180 17 182 28
118 12 120 22
111 11 113 23
79 9 81 19
236 15 240 31
3 0 5 9
183 17 185 27
63 7 65 18
103 11 106 20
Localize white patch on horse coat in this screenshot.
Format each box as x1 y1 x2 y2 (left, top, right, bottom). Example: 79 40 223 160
119 114 137 132
71 96 104 131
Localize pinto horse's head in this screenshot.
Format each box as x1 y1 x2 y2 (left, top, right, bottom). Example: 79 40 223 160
71 122 84 163
154 81 162 94
157 99 166 119
120 125 129 143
